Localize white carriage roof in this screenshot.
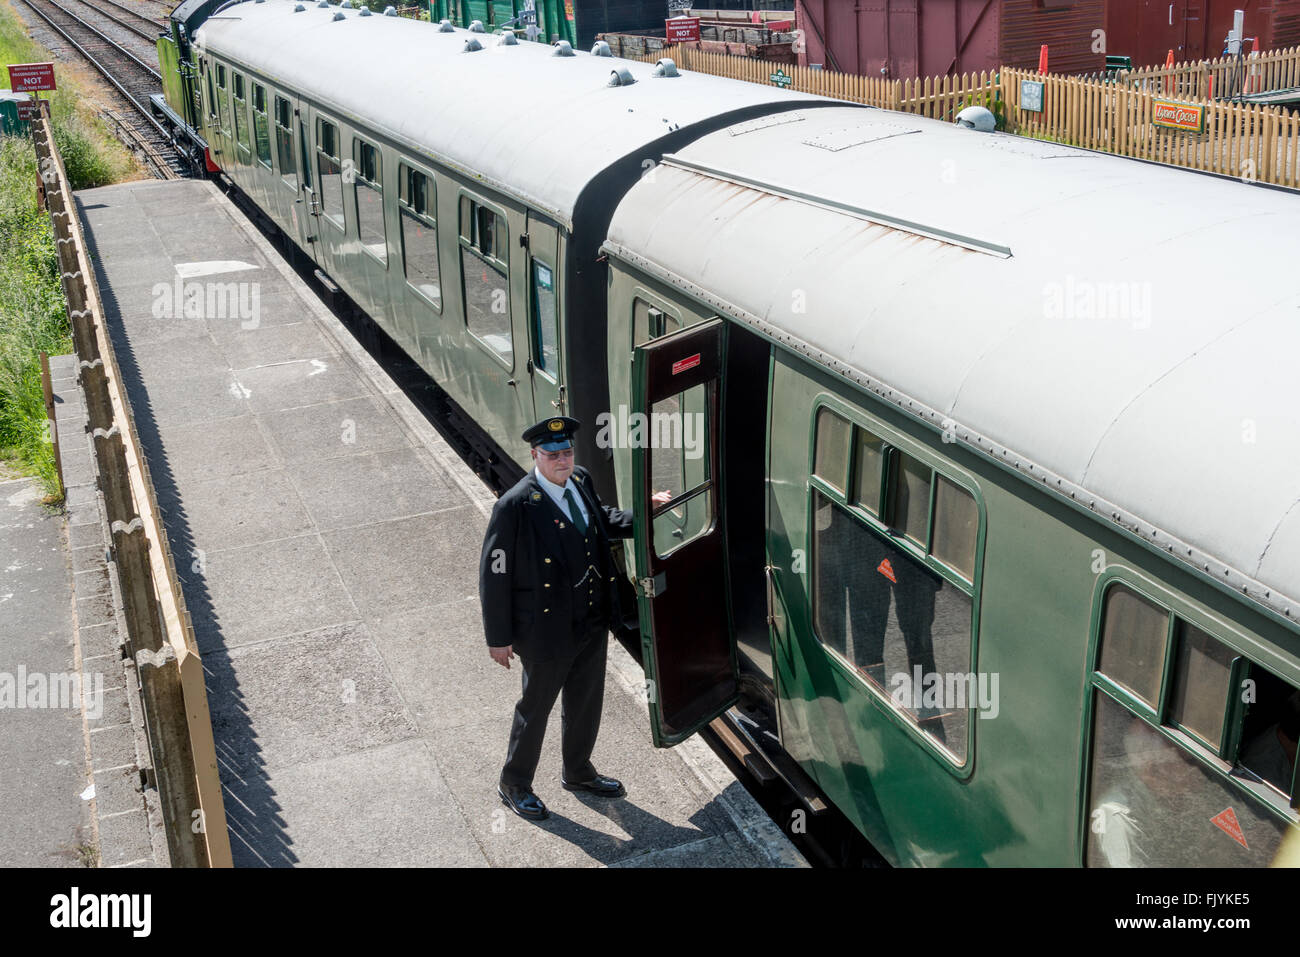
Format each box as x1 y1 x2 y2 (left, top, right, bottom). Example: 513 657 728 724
195 0 823 228
605 106 1300 626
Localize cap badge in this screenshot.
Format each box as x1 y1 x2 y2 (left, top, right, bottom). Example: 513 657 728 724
548 419 563 431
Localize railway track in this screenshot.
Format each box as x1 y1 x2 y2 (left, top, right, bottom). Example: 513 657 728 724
67 0 167 46
17 0 185 178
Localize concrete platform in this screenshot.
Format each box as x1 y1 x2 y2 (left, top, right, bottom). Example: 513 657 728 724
75 178 804 868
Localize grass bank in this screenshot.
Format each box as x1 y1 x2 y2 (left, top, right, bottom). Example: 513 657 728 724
1 0 140 497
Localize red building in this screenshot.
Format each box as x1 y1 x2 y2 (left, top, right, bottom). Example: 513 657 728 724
795 0 1300 79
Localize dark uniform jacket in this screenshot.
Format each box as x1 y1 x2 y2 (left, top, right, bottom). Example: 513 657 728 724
480 465 633 661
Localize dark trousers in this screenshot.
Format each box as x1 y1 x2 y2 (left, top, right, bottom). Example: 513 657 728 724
500 625 607 789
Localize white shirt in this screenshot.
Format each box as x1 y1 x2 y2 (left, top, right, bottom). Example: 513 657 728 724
533 466 589 526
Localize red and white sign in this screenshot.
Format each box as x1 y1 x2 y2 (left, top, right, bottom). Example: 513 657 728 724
671 353 701 375
665 16 700 43
15 100 40 121
1210 807 1249 849
877 559 897 583
8 62 56 93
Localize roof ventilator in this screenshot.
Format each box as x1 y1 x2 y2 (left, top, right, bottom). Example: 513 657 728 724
438 18 454 31
357 5 370 14
293 3 304 10
653 58 679 77
591 40 611 56
955 106 996 132
317 1 329 7
340 0 351 7
552 40 574 56
499 31 518 44
383 6 397 15
332 10 344 19
608 66 635 86
464 36 484 51
469 19 485 32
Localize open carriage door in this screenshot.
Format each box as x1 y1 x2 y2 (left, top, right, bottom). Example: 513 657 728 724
631 318 738 746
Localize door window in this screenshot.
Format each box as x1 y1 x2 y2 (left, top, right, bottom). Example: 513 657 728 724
315 118 344 230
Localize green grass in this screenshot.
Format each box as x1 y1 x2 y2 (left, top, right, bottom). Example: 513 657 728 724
1 0 139 496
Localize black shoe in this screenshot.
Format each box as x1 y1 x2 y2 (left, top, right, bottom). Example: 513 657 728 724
498 783 548 820
561 774 625 797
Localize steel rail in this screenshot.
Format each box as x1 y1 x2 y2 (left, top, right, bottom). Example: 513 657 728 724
66 0 165 44
17 0 184 176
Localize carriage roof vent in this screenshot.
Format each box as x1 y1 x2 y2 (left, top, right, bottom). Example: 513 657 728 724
293 3 304 10
552 40 574 56
608 66 635 86
499 31 518 45
469 19 485 32
254 0 264 4
383 6 396 15
591 40 611 56
317 1 328 7
464 36 483 51
340 0 352 7
332 10 344 19
653 58 679 77
357 5 370 14
438 18 454 31
955 106 996 133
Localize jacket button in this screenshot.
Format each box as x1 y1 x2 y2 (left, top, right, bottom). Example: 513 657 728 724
544 583 550 588
544 608 549 613
544 558 551 564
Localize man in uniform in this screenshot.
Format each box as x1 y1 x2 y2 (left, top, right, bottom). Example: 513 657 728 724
481 415 659 821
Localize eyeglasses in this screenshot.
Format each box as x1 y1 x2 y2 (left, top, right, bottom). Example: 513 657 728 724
536 448 574 460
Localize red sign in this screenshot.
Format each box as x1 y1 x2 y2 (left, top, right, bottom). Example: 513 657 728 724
1153 99 1205 133
15 100 39 121
8 62 56 93
765 19 793 31
877 559 897 583
670 353 701 375
1210 807 1249 849
665 16 700 43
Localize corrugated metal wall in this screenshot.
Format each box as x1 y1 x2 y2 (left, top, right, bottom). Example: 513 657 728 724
999 0 1105 74
795 0 1001 77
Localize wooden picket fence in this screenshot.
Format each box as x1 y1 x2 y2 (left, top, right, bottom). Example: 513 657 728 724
1091 45 1300 101
631 44 1300 190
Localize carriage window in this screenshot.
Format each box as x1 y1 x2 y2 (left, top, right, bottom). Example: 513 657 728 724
891 452 931 546
232 73 250 162
216 64 231 136
315 118 344 230
274 95 296 188
813 408 851 494
205 70 217 121
252 84 271 168
1168 623 1236 750
1086 583 1300 867
1086 692 1295 867
633 298 681 345
459 196 510 364
353 139 386 265
1098 585 1168 709
532 261 558 376
398 165 441 309
852 431 884 515
931 477 979 582
812 489 973 762
651 382 712 559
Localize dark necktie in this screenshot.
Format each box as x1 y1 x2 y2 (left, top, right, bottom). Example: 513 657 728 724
563 487 587 535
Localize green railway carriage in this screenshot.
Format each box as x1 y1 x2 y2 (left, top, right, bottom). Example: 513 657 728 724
178 1 1300 865
601 109 1300 865
187 0 822 484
